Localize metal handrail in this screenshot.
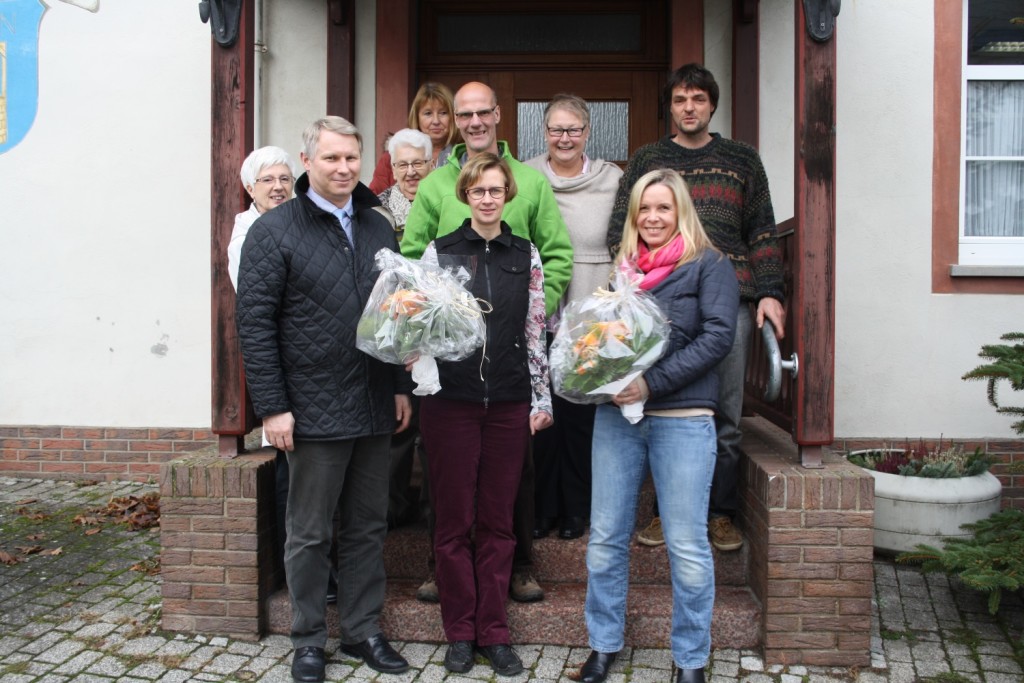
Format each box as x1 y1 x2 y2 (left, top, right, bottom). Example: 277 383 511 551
760 320 799 402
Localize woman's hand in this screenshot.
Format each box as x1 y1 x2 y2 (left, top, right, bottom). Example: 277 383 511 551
530 411 553 435
611 377 649 407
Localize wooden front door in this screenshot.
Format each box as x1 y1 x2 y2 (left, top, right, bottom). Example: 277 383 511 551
415 0 669 163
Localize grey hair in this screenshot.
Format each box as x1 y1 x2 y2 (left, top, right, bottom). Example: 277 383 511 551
302 116 362 159
544 93 591 128
387 128 433 160
239 146 297 187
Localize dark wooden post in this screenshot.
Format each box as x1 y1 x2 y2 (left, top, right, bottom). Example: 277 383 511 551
210 2 255 456
327 0 356 119
732 0 760 148
792 1 837 467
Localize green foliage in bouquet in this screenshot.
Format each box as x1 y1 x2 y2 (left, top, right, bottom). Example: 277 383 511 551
897 508 1024 615
556 317 664 399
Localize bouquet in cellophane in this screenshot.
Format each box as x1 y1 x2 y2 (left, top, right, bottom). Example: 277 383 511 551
549 266 670 420
356 249 485 395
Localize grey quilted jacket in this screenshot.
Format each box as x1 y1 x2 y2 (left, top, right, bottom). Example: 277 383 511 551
642 250 739 411
236 175 410 440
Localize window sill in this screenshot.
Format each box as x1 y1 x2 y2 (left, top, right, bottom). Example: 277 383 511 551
950 265 1024 278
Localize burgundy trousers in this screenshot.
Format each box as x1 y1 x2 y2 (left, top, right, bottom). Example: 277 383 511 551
420 396 529 645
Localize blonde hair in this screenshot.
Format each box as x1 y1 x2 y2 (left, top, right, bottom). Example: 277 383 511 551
408 82 459 149
614 168 716 270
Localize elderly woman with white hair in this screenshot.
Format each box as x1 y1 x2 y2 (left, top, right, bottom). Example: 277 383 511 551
377 128 433 238
227 145 297 290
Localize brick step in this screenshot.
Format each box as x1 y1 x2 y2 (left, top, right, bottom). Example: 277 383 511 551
266 581 761 650
383 523 750 587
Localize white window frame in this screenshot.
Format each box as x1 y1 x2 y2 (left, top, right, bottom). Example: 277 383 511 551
958 3 1024 266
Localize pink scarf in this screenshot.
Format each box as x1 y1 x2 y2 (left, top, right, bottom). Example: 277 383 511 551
635 235 685 290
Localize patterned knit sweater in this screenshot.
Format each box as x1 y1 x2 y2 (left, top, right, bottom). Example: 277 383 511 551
607 134 784 304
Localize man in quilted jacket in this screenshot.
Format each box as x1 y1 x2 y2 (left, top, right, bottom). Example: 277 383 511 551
236 116 413 683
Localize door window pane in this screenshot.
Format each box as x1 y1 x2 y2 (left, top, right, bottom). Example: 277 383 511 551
517 101 629 163
437 14 641 53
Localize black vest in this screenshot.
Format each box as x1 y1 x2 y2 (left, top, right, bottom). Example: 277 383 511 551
433 220 533 404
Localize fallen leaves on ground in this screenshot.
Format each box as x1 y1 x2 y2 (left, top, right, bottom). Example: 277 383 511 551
14 498 37 505
14 545 43 556
0 550 20 565
25 533 46 541
131 557 160 575
92 492 160 531
14 507 48 520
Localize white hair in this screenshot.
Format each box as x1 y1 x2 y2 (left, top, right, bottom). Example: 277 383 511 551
387 128 433 160
239 146 297 187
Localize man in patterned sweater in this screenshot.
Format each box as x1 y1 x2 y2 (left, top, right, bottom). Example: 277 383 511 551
607 63 786 553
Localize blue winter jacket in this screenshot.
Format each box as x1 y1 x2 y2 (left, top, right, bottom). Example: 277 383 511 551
642 250 739 411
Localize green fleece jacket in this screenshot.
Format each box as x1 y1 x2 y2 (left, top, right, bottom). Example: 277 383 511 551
402 141 572 315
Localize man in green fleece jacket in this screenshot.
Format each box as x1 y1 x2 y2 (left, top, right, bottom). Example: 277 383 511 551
402 81 571 607
402 82 572 316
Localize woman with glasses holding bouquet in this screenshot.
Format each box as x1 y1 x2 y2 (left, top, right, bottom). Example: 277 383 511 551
416 153 553 677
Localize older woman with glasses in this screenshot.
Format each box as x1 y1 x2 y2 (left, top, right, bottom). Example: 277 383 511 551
525 94 623 541
370 82 460 194
376 128 433 239
227 145 296 290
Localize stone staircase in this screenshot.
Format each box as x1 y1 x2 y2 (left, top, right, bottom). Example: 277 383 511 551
265 486 762 649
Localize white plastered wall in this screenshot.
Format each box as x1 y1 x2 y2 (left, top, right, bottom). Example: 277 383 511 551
261 0 375 184
834 0 1021 438
0 1 211 427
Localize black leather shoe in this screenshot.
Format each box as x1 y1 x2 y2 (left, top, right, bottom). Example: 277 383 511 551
340 633 410 674
580 650 618 683
291 646 326 683
674 666 706 683
476 644 523 676
532 516 557 539
558 516 587 539
443 640 475 673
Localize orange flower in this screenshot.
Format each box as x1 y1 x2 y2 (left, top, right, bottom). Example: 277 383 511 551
382 289 428 318
572 320 633 373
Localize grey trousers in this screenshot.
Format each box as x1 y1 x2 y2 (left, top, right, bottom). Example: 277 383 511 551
709 304 753 519
286 435 390 649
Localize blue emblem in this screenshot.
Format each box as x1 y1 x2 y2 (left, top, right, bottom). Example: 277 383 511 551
0 0 47 155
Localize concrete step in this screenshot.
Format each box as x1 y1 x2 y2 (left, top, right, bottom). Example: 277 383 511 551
383 521 750 587
266 581 761 650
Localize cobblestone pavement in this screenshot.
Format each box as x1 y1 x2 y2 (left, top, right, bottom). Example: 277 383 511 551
1 477 1022 683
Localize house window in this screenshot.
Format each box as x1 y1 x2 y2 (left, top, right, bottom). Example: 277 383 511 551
959 0 1024 266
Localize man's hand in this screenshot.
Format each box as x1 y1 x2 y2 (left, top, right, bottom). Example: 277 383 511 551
263 411 295 452
530 411 553 435
394 394 412 434
756 297 786 340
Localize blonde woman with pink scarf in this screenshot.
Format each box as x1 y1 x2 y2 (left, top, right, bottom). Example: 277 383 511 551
580 169 738 683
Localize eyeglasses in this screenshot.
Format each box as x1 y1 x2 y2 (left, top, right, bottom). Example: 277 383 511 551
454 107 496 122
466 186 508 200
546 126 587 138
254 175 294 186
392 159 429 172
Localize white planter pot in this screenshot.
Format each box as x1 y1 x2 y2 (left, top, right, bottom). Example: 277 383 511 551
865 467 1003 554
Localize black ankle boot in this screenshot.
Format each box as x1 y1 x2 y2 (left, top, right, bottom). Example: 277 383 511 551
673 666 705 683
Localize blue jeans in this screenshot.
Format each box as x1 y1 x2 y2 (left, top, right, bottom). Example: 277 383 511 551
585 405 716 669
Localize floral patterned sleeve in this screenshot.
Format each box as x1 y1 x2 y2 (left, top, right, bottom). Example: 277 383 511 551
526 244 552 416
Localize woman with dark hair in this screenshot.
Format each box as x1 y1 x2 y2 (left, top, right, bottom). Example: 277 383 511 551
418 153 552 677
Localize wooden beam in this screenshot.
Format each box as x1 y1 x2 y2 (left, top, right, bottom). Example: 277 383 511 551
791 1 836 450
210 0 256 456
327 0 356 119
375 0 413 162
732 0 759 148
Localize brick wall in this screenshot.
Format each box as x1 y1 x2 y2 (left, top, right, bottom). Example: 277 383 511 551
832 437 1024 510
160 449 280 640
0 426 215 482
741 421 875 667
